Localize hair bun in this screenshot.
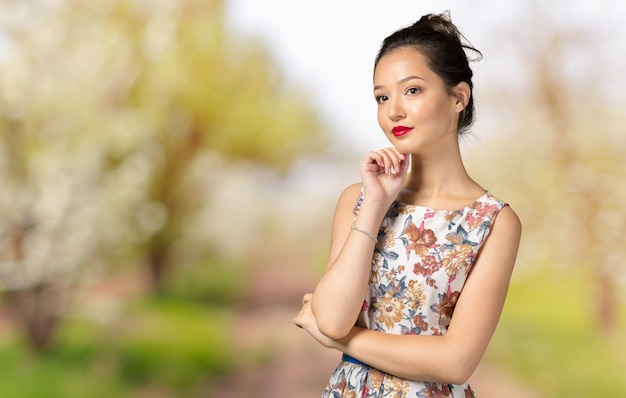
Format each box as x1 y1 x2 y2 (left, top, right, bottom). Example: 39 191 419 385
412 11 482 62
421 12 457 38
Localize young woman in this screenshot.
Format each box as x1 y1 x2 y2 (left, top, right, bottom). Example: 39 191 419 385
293 12 522 398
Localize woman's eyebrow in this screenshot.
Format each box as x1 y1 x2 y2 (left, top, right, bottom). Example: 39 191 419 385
373 75 426 91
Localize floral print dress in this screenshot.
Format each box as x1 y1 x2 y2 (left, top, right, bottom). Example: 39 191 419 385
322 190 507 398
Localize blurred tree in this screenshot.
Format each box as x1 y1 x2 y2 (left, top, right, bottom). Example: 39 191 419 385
0 0 117 351
114 0 327 293
0 0 327 350
469 2 626 332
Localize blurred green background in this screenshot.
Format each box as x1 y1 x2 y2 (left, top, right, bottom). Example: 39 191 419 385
0 0 624 397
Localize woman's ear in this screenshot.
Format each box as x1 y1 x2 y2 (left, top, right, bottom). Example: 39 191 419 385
452 82 471 112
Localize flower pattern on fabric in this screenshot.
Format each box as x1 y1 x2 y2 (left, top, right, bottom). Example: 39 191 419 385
374 290 406 330
404 219 438 258
322 191 507 398
442 243 474 277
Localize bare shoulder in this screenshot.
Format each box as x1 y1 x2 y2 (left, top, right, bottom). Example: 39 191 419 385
494 205 522 240
333 182 363 214
339 182 363 203
475 204 522 274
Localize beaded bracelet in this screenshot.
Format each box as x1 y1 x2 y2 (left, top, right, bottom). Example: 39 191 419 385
351 226 378 244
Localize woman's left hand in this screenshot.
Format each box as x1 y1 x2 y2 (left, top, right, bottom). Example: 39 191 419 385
293 293 337 349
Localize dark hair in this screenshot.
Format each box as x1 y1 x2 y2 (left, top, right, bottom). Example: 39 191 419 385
374 12 482 135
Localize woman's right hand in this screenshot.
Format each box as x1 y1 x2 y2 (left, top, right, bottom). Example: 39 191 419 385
360 147 409 206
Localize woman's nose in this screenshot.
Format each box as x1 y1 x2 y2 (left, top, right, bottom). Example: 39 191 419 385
388 98 405 121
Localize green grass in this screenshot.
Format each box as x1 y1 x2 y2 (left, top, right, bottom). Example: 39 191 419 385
484 266 626 397
0 305 234 398
0 259 245 397
115 300 235 392
0 324 130 398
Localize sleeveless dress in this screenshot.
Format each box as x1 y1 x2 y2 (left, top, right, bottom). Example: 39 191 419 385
322 190 507 398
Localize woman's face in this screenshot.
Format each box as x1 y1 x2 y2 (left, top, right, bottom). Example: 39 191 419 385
373 46 463 155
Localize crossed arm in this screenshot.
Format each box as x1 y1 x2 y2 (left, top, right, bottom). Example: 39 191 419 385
294 183 522 385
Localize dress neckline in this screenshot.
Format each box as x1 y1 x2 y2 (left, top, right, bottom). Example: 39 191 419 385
392 190 490 213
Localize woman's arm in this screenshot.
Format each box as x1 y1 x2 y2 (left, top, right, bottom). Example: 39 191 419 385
310 183 387 339
311 149 409 339
300 206 522 385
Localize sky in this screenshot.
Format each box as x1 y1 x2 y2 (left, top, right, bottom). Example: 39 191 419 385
224 0 626 156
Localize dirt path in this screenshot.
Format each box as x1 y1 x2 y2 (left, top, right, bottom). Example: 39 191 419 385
207 258 542 398
208 258 339 398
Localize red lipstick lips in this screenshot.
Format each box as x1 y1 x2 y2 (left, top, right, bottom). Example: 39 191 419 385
392 126 413 137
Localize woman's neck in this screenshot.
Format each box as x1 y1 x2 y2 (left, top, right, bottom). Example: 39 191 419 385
400 151 483 205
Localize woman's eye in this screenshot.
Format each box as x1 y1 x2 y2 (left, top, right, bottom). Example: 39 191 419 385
375 95 388 103
407 87 420 95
